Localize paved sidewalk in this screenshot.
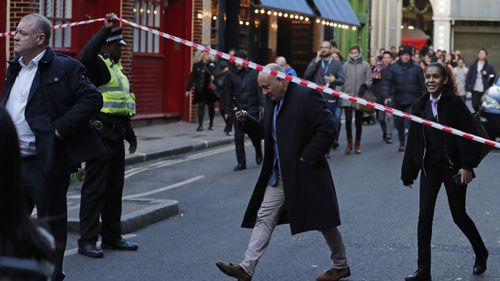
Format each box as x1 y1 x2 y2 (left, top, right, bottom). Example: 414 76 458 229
126 120 234 164
67 120 235 234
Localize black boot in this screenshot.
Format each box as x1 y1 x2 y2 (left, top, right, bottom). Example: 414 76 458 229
405 269 431 281
233 163 246 171
473 250 488 275
255 151 263 165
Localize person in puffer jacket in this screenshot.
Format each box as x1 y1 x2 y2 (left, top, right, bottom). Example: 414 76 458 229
381 45 425 152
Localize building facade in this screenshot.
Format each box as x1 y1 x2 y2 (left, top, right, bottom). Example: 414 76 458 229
1 0 194 123
1 0 371 123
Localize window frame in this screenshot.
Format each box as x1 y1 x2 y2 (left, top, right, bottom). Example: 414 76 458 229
39 0 74 51
133 0 164 56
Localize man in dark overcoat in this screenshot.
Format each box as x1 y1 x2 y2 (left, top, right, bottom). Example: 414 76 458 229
216 64 351 281
2 14 105 280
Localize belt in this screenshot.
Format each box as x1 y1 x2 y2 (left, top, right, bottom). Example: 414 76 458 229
90 119 125 131
21 155 37 162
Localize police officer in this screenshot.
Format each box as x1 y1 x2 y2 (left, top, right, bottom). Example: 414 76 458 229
77 14 138 258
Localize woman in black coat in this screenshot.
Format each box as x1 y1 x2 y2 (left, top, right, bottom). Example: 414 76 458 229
186 52 218 131
402 63 488 281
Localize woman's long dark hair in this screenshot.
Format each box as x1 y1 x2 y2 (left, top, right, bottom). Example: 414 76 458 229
427 62 459 97
0 106 54 262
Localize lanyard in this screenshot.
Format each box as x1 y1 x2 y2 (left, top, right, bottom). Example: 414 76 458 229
321 58 332 75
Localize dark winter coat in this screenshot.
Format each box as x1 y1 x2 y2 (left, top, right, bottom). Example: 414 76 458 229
465 59 496 93
224 67 263 115
381 59 425 106
2 48 105 175
401 90 484 185
186 60 218 104
239 82 341 235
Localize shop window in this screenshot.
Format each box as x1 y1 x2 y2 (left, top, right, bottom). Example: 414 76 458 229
40 0 72 48
133 0 162 54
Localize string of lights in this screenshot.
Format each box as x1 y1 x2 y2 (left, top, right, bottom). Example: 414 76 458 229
205 6 358 30
254 7 357 30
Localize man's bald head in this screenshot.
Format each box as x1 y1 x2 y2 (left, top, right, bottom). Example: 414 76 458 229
258 63 289 101
275 56 287 68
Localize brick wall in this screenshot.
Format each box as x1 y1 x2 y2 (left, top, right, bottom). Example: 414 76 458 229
190 0 205 122
9 0 39 59
121 0 134 80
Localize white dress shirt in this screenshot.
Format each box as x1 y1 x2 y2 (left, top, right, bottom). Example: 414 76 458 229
5 50 46 157
473 61 484 92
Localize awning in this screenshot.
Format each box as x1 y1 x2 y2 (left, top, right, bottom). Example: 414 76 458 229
258 0 315 16
313 0 360 26
451 0 500 21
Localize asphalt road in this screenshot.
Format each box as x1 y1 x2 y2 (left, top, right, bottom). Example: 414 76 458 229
63 123 500 281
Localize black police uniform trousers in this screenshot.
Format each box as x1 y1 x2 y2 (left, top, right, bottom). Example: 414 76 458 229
78 132 125 246
417 161 488 271
233 110 262 166
22 157 69 281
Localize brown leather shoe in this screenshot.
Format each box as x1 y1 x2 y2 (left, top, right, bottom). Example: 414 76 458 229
216 261 252 281
345 141 352 154
316 266 351 281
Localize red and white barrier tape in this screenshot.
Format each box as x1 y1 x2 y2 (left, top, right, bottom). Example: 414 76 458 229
0 18 105 38
3 17 499 149
118 17 500 150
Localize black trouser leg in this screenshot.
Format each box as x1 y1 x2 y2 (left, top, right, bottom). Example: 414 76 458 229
101 140 125 244
250 135 262 158
220 107 231 132
355 110 363 142
394 103 411 145
226 115 233 133
197 101 206 127
207 102 215 127
471 90 483 113
417 168 442 271
79 149 111 247
233 120 246 165
23 158 69 281
47 176 70 281
442 167 488 257
378 111 387 135
344 107 353 141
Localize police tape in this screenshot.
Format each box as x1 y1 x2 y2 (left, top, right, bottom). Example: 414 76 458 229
2 16 500 149
117 17 500 150
0 18 105 38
